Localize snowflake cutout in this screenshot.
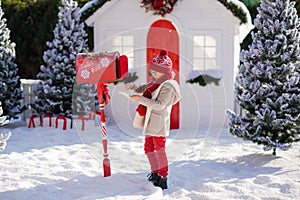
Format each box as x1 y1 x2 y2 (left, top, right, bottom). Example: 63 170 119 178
80 69 90 79
100 57 110 67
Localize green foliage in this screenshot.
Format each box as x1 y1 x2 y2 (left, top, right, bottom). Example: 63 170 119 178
296 0 300 16
2 0 91 79
2 0 60 78
113 72 139 85
217 0 248 24
186 74 221 86
78 0 110 21
239 0 260 19
239 0 260 50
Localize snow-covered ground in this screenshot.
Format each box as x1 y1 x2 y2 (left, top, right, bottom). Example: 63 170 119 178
0 119 300 200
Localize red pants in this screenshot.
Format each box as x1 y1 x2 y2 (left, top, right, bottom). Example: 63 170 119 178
144 136 168 178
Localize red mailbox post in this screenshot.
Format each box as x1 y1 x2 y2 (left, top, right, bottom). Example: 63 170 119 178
76 52 128 177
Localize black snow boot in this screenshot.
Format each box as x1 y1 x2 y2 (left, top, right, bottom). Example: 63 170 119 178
147 172 159 185
156 176 168 190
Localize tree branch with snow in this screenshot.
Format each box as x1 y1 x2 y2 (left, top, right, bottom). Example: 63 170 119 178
0 101 11 152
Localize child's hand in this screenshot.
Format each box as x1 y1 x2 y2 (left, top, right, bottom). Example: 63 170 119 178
129 95 141 102
124 83 134 90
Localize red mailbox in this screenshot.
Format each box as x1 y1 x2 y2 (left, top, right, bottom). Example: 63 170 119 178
76 51 128 84
75 51 128 177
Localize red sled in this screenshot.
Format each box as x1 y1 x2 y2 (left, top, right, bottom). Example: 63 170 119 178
76 51 128 84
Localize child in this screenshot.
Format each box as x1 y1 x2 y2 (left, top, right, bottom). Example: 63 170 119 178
125 50 180 189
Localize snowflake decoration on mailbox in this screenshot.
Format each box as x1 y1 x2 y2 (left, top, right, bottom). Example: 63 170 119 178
100 57 110 68
80 69 90 79
76 51 128 84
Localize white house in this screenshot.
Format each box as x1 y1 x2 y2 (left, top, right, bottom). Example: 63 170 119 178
84 0 253 131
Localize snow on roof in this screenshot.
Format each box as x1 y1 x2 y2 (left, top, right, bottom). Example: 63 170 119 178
84 0 120 26
79 0 99 14
227 0 254 41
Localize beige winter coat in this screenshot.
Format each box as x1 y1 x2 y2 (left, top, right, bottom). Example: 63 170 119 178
129 80 181 137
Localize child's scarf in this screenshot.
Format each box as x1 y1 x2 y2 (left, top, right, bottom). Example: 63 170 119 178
136 73 174 116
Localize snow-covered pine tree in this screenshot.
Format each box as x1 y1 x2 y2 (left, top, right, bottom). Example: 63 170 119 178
227 0 300 156
0 101 11 152
32 0 94 118
0 101 8 126
0 1 26 119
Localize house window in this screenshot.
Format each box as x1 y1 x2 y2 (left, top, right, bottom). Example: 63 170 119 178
193 35 217 70
112 35 134 69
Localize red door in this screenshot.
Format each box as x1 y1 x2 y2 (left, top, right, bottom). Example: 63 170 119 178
147 19 180 129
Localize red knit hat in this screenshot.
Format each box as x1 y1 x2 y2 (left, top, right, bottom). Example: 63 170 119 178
149 49 173 74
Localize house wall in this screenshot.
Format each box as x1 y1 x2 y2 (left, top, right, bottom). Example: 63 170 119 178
87 0 243 130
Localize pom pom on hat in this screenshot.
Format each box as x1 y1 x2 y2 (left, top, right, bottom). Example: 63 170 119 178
160 49 168 56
